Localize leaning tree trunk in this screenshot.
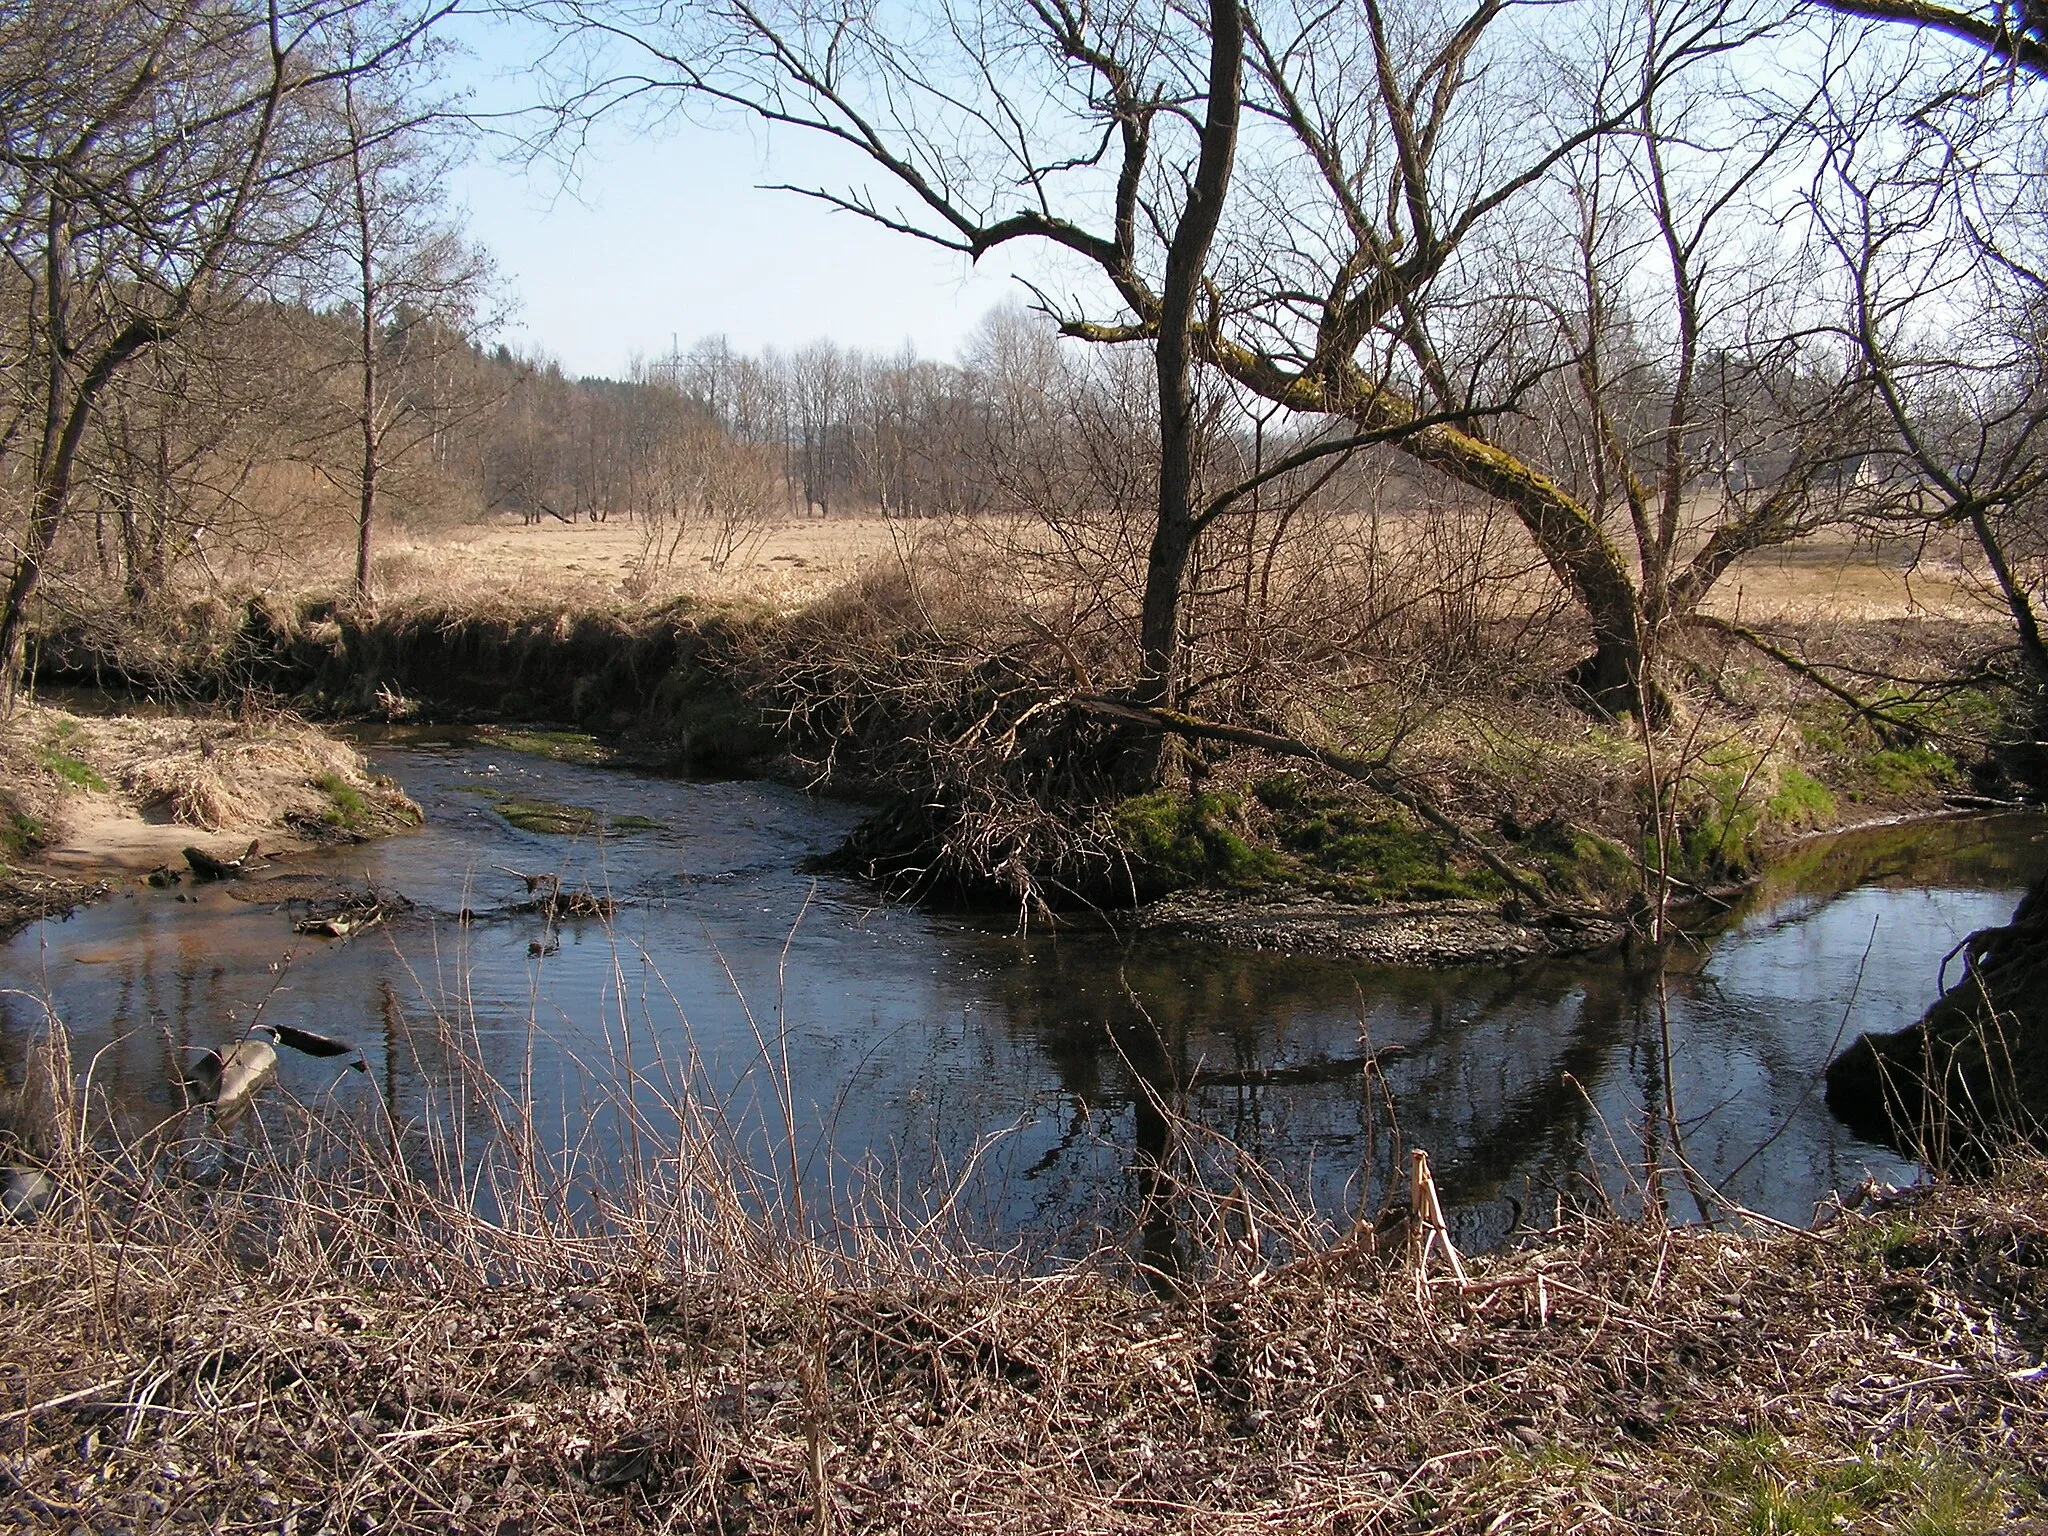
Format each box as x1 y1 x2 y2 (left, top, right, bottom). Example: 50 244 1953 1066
1 454 82 711
0 313 167 709
1968 505 2048 690
1400 417 1652 716
1210 343 1656 718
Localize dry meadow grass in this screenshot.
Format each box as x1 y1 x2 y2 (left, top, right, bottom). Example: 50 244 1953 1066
311 510 2005 629
363 516 911 614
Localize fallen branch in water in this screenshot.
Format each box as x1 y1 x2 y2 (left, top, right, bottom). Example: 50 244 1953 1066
183 840 262 882
1071 696 1551 908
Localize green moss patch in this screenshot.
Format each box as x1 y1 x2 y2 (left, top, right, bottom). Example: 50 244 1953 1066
1794 697 1971 805
1701 1430 2017 1536
470 788 661 838
1255 776 1505 901
0 792 47 863
474 728 613 767
313 771 373 831
1113 790 1285 897
1765 764 1836 828
1517 819 1639 905
37 724 107 793
1866 744 1961 796
1661 748 1851 886
1112 778 1516 904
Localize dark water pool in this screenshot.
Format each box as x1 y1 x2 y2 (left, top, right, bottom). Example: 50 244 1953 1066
3 740 2041 1259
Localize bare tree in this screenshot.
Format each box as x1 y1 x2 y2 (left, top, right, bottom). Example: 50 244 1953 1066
1812 0 2048 76
1158 0 1883 712
789 339 848 515
1516 10 1881 674
1811 27 2048 689
536 0 1248 743
87 341 270 614
318 44 495 599
0 0 455 703
541 0 1867 732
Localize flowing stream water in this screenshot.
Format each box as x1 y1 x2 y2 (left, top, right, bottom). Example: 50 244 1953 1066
4 736 2042 1261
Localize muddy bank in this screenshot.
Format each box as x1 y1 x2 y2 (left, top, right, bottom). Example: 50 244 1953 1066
1828 870 2048 1160
1134 891 1628 965
36 596 781 776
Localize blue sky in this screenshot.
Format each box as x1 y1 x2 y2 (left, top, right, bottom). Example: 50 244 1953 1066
444 12 1049 379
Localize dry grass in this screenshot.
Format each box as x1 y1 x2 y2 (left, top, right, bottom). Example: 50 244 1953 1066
86 714 369 833
0 706 418 879
359 516 910 615
0 993 2044 1535
252 507 2008 629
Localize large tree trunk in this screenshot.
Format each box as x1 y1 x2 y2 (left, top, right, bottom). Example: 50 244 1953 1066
1130 0 1242 731
353 123 379 603
356 429 376 597
356 350 377 599
1399 421 1650 715
0 302 166 708
1968 504 2048 690
0 508 57 711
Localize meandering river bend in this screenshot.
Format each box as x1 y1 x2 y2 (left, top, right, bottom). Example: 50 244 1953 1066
4 737 2041 1261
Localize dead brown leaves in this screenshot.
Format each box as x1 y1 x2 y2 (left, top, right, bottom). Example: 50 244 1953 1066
2 1169 2046 1534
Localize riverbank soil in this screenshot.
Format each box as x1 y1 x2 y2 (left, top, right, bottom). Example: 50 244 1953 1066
0 1168 2042 1532
27 513 2042 930
1829 873 2048 1162
0 705 420 932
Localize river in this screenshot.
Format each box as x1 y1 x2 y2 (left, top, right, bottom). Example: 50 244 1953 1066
3 737 2041 1263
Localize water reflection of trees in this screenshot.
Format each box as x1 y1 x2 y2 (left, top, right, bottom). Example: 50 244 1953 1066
1712 814 2047 935
980 935 1683 1256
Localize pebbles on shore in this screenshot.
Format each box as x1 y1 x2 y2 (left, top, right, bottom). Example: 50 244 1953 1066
1135 891 1627 966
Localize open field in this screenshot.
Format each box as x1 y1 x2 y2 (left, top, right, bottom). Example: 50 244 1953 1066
346 512 2006 626
365 515 914 612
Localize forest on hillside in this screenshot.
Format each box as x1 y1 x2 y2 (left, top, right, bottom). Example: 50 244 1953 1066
3 0 2046 836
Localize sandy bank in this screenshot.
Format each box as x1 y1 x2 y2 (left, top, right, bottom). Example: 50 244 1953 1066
0 706 418 929
39 794 328 874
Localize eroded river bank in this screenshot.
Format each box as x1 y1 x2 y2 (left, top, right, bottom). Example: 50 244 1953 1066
3 733 2043 1257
